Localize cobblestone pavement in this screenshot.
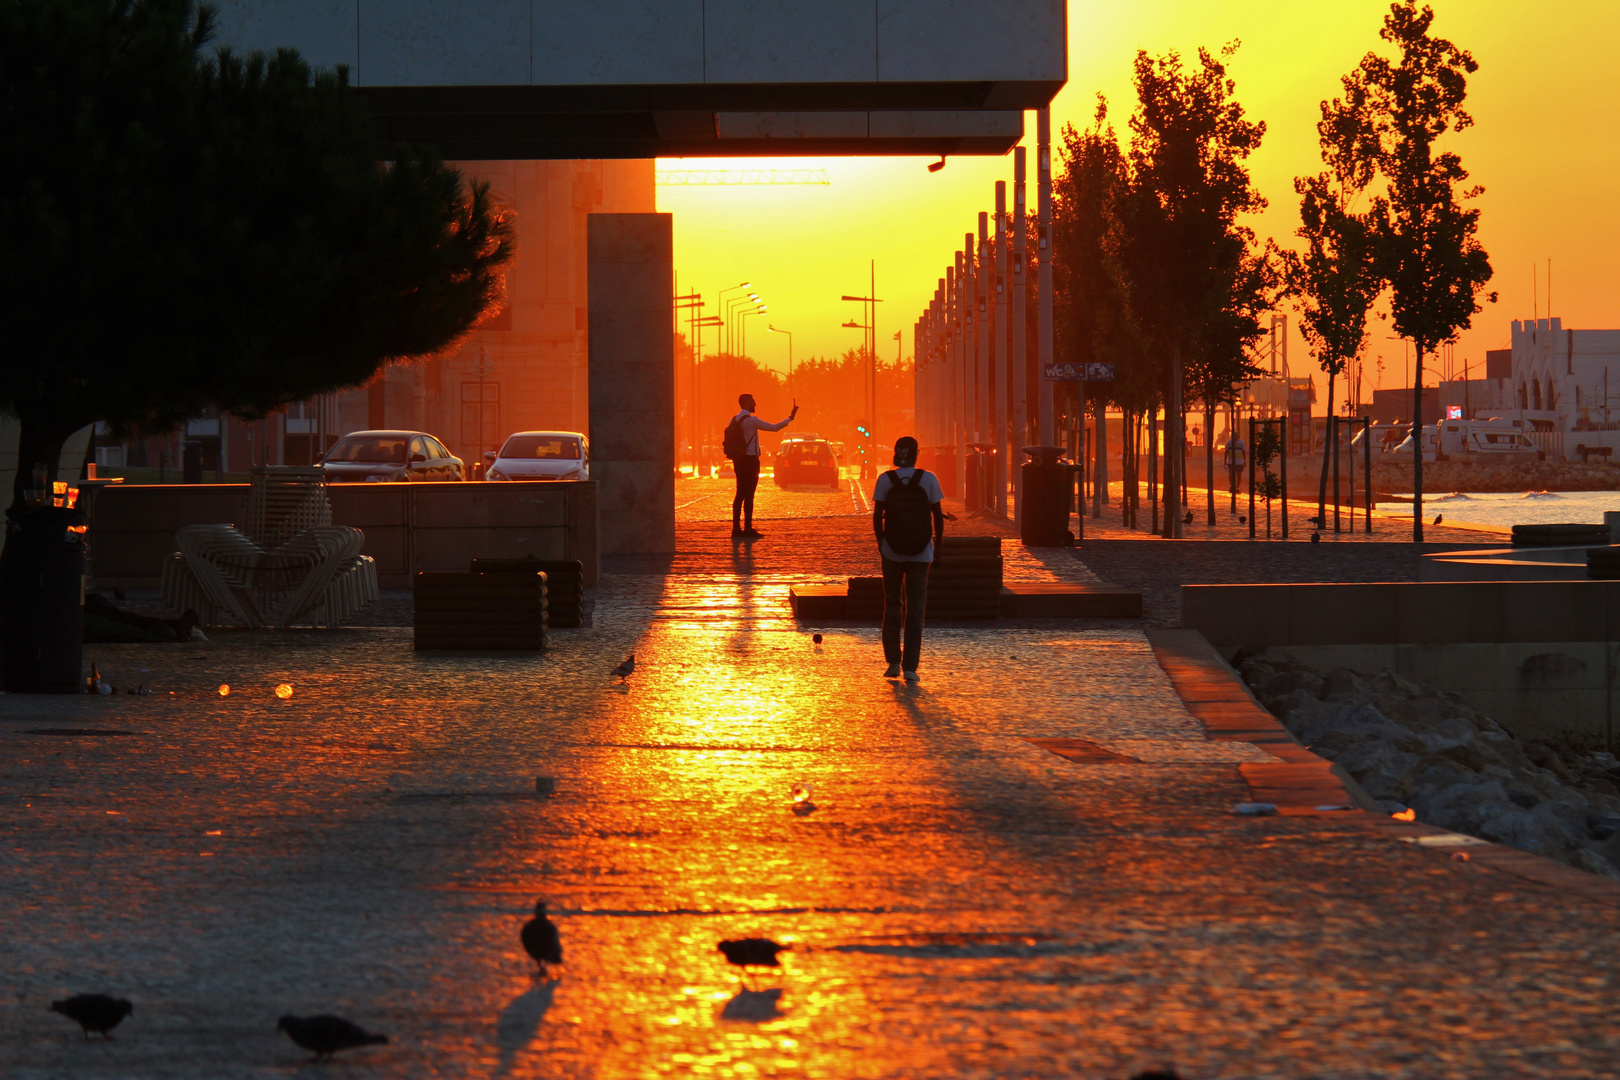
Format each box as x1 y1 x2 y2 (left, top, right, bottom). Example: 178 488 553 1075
7 499 1620 1078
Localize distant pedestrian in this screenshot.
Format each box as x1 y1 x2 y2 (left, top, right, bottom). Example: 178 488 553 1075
723 393 798 539
872 436 944 682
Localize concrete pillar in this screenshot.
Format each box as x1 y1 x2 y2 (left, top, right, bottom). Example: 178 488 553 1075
587 213 675 554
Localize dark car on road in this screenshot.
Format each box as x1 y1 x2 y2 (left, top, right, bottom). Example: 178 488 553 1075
773 437 841 489
321 430 465 482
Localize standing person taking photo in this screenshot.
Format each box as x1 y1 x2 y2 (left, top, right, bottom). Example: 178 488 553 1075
722 393 797 539
872 436 944 682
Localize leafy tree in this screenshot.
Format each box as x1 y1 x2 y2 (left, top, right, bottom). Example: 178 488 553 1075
0 0 515 506
1185 246 1273 525
1052 97 1135 515
1117 43 1267 537
1350 1 1495 541
1285 70 1385 533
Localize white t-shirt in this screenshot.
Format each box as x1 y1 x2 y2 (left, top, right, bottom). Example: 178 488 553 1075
872 467 944 562
730 410 792 456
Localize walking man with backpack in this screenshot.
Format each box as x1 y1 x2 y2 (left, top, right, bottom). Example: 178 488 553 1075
724 393 798 539
872 436 945 682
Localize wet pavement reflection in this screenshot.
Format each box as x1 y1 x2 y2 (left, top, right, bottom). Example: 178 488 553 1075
5 499 1620 1077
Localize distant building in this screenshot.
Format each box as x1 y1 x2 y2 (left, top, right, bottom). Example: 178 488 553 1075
1471 318 1620 459
1369 386 1441 427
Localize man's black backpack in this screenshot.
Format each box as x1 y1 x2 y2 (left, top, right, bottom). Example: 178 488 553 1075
882 470 934 555
722 414 748 460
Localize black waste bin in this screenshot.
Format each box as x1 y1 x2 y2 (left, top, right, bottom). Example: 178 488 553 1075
182 439 204 484
1021 445 1076 546
964 451 983 512
1 505 89 693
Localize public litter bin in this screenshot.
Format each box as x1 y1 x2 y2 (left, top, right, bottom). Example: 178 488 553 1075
182 439 204 484
1 505 89 693
1020 445 1076 546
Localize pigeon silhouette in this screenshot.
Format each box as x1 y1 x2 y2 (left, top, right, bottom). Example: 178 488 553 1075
51 994 132 1039
611 654 635 682
521 900 562 977
812 633 823 645
277 1015 388 1062
718 938 788 987
1433 513 1443 525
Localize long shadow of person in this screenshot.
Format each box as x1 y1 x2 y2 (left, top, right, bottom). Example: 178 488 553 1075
719 987 784 1023
495 979 557 1076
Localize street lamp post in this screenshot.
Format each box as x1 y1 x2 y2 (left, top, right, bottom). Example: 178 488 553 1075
766 325 793 389
842 265 883 470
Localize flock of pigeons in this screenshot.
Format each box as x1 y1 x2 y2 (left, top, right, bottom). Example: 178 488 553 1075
47 900 788 1063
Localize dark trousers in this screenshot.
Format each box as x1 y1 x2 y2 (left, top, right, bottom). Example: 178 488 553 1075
881 556 930 671
732 455 761 529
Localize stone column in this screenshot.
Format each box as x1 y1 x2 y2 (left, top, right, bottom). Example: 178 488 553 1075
587 214 674 554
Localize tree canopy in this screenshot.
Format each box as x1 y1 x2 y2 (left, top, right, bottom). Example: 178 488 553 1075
0 0 514 497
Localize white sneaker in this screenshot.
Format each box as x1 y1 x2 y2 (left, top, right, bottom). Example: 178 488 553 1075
903 670 920 683
883 663 901 678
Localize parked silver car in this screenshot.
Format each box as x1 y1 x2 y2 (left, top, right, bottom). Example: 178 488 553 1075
484 431 589 481
321 430 464 482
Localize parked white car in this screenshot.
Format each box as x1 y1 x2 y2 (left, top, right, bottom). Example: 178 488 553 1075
484 431 589 481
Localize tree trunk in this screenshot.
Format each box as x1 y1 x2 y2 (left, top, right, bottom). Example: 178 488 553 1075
1166 344 1183 538
1149 405 1159 535
9 416 79 511
1316 371 1336 533
1093 398 1109 516
1412 347 1424 543
1205 399 1216 527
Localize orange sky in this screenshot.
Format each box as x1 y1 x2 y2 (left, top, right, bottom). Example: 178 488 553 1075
657 0 1620 408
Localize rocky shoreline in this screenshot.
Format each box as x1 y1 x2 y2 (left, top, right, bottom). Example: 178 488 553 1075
1237 649 1620 880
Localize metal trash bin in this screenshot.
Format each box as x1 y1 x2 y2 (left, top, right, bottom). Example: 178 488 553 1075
1020 445 1076 546
1 505 89 693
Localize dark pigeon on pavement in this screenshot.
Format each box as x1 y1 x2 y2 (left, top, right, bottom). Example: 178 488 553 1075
718 937 788 986
611 655 635 682
50 994 132 1039
277 1015 388 1061
1434 513 1443 525
521 900 562 976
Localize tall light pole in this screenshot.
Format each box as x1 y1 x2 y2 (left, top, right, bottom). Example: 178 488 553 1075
718 281 751 352
675 291 704 474
766 325 793 390
740 306 764 366
693 314 722 472
1012 146 1028 522
1037 106 1055 447
842 273 883 470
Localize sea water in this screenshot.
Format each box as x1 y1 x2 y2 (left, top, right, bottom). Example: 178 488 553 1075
1379 490 1620 529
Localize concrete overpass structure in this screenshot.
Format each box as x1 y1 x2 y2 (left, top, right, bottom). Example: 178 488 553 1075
212 0 1064 158
201 1 1068 554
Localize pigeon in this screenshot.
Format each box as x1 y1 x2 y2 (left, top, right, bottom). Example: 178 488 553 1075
277 1015 388 1062
521 900 562 977
811 634 823 645
718 938 788 986
611 654 635 682
51 994 132 1039
1434 513 1443 525
1182 509 1193 525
